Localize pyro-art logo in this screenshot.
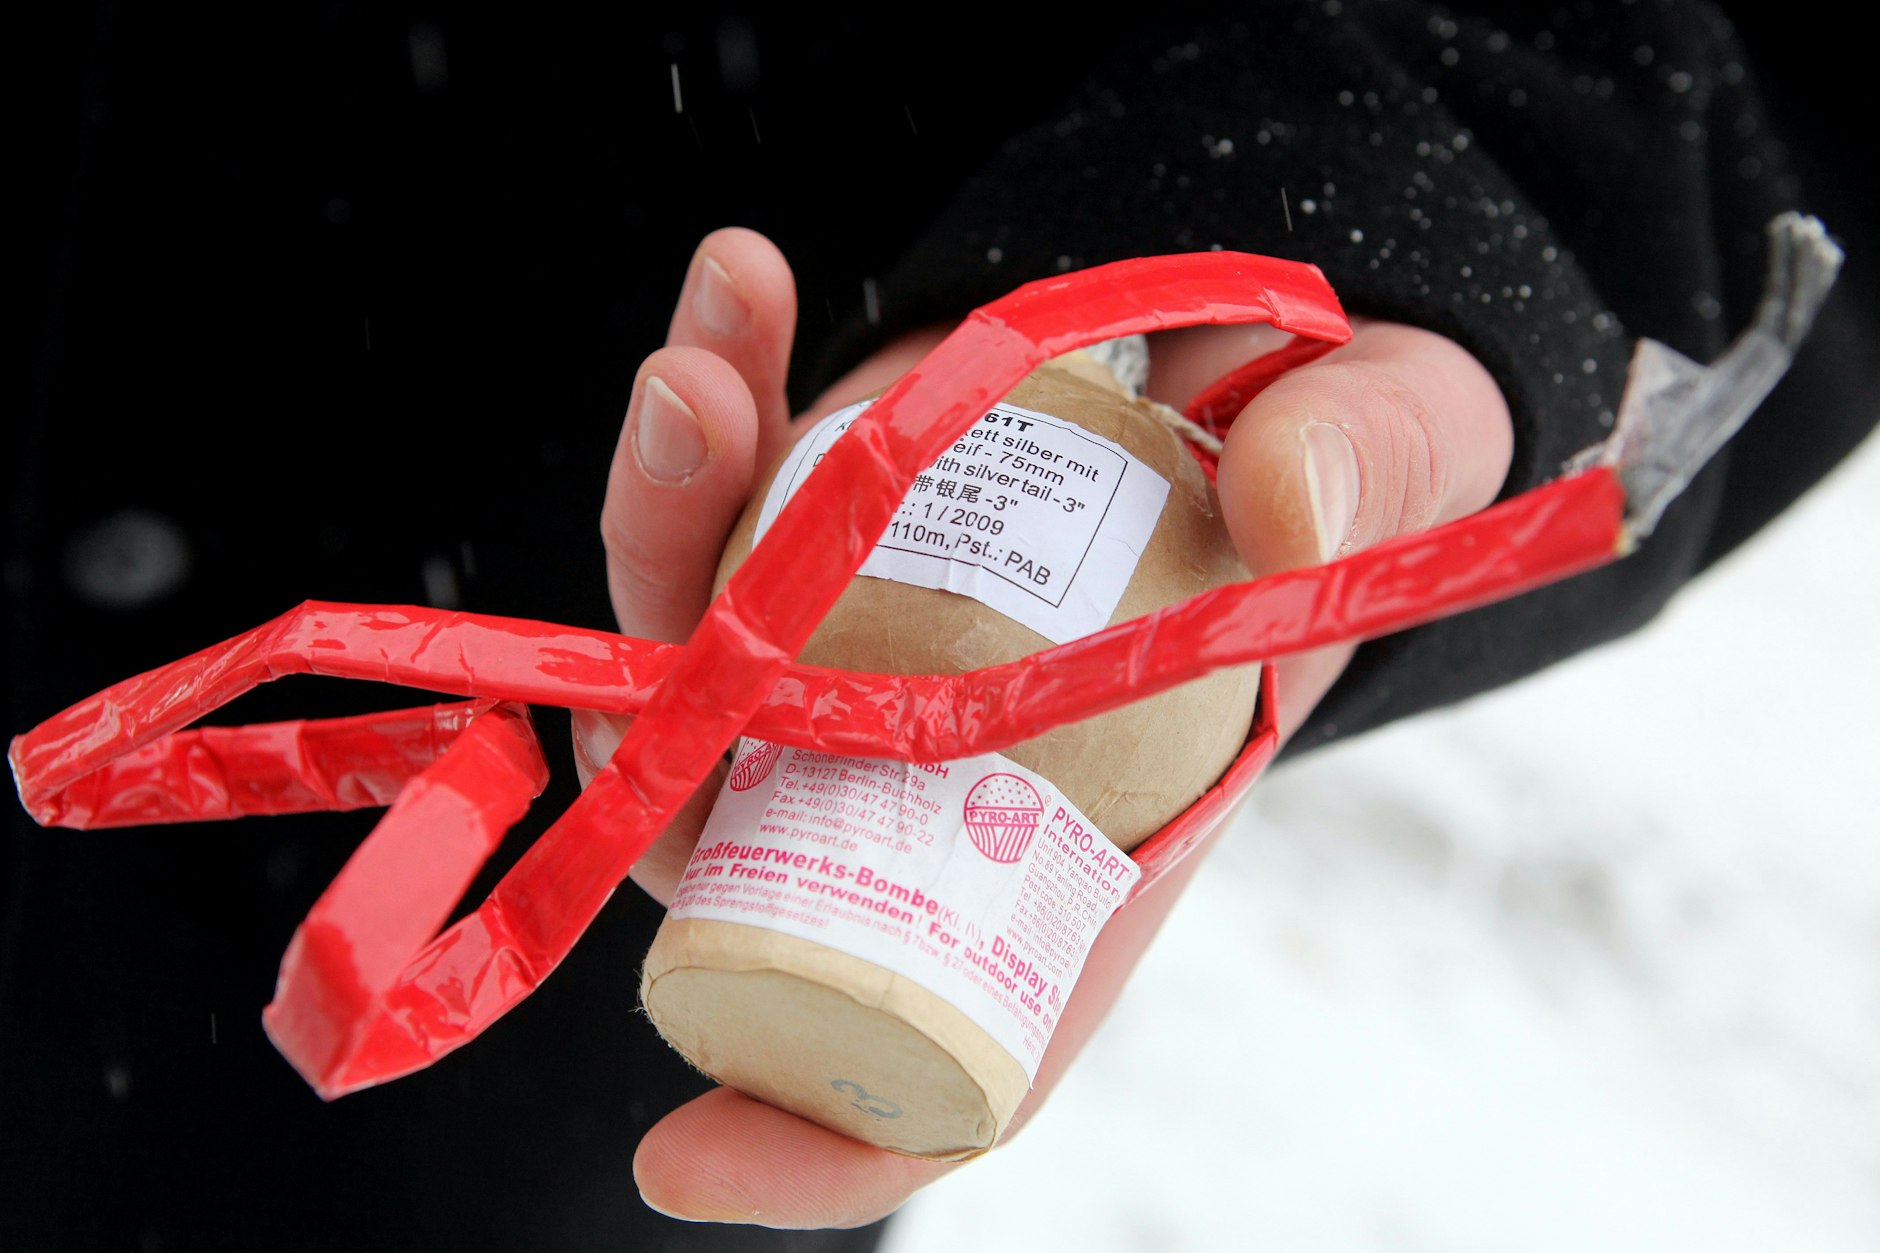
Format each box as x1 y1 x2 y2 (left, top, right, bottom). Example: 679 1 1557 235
962 773 1044 863
728 739 783 792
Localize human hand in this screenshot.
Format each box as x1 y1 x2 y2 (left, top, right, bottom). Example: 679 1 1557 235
573 229 1512 1227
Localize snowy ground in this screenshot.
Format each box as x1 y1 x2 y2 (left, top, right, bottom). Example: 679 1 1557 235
886 430 1880 1253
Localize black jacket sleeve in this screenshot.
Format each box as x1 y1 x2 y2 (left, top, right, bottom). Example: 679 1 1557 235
828 0 1879 752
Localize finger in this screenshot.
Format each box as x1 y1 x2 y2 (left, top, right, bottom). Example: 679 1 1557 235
1216 321 1512 572
1212 322 1513 737
666 227 798 468
635 1087 954 1229
569 708 724 905
602 346 760 644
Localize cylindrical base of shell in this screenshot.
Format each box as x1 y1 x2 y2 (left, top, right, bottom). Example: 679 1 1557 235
641 917 1030 1160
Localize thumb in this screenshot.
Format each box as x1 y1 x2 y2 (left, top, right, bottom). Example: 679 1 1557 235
1216 321 1512 576
1212 321 1514 736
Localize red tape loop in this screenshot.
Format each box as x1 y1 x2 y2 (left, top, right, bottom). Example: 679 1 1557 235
8 252 1631 1097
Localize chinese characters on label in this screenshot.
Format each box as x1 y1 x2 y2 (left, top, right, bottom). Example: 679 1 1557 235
755 400 1170 644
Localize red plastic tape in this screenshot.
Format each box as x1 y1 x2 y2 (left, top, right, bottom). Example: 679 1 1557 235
8 251 1632 1096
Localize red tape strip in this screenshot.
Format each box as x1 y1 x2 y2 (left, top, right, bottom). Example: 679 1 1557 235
7 251 1632 1097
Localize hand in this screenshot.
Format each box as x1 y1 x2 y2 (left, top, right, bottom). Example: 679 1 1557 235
573 230 1513 1227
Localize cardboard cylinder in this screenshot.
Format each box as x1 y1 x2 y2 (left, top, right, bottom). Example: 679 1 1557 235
640 359 1259 1158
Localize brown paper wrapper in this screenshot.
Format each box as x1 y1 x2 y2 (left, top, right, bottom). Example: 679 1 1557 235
642 359 1259 1158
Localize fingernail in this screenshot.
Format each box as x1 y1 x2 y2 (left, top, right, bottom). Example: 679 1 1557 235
636 1195 686 1222
570 709 627 781
693 256 748 337
1302 421 1360 562
635 1187 706 1223
634 376 708 483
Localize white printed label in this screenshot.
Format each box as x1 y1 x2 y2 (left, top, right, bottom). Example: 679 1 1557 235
755 400 1170 645
671 739 1143 1079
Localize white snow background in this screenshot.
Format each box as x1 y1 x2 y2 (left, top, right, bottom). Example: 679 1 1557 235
886 428 1880 1253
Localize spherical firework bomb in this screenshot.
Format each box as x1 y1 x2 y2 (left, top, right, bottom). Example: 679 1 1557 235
641 353 1273 1159
963 773 1043 863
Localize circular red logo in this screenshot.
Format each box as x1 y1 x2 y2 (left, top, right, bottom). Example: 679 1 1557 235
728 739 783 792
962 773 1044 863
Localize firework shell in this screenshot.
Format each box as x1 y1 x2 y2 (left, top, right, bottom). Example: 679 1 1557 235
642 358 1265 1159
